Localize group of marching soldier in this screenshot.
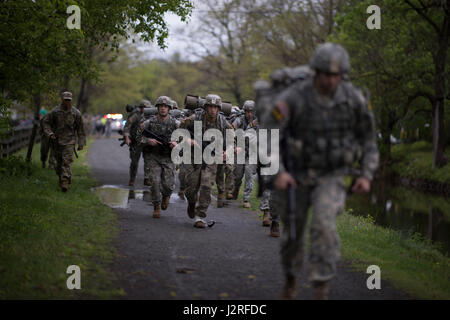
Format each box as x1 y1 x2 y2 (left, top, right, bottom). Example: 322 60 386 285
121 94 279 234
39 42 379 300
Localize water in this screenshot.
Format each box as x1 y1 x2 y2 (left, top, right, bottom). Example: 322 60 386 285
92 185 181 209
346 179 450 255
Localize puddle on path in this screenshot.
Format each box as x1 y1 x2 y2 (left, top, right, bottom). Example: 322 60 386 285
92 185 181 209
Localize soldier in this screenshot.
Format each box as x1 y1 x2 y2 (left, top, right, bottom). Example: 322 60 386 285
232 100 258 208
39 113 56 169
136 96 178 218
180 94 234 228
42 91 86 192
123 100 151 186
262 43 379 299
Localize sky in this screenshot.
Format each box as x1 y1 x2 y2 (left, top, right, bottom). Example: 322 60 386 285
135 1 203 62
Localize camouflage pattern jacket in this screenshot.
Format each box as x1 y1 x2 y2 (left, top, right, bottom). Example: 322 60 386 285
42 104 86 146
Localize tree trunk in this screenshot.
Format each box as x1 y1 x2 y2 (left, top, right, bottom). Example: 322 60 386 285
25 93 41 162
432 12 449 168
77 77 86 111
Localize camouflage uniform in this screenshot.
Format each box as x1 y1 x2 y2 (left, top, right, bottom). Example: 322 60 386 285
261 43 379 293
39 114 56 169
136 109 178 207
180 95 234 224
123 102 149 185
215 163 234 196
42 95 86 188
232 101 257 202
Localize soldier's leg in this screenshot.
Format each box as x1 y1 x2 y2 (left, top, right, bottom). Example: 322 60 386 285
260 188 271 226
148 155 162 205
55 145 63 178
196 164 217 219
40 135 50 167
308 175 346 284
243 163 257 203
225 164 235 197
179 164 186 191
143 147 151 185
48 143 56 169
160 158 175 210
233 164 244 197
215 164 225 195
60 144 74 189
129 143 140 184
184 164 201 205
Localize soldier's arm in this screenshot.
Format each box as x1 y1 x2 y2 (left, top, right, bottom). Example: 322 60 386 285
122 113 136 137
41 112 55 138
136 119 150 146
77 114 86 147
355 93 379 181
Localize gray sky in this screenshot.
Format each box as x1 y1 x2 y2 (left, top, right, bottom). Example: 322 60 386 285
135 1 203 61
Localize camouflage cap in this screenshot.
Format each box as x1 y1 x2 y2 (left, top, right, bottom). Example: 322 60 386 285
242 100 255 112
204 94 222 109
154 96 173 109
310 43 350 74
62 91 72 100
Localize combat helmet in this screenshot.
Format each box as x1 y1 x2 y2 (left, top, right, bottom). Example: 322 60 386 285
138 99 152 108
242 100 255 112
154 96 173 109
203 94 222 109
172 100 179 109
310 43 350 74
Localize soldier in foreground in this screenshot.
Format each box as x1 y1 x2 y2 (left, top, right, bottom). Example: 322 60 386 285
137 96 178 218
123 100 150 186
264 43 379 299
180 94 234 228
42 91 86 192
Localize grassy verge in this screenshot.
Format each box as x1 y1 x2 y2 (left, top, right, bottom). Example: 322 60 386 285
0 138 123 299
390 141 450 184
227 176 449 299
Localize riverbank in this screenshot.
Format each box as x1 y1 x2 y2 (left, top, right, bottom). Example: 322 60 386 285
241 182 449 299
0 139 122 298
390 141 450 195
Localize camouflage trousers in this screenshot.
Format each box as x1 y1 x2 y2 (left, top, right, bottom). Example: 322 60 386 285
271 174 346 283
129 142 150 181
55 144 74 184
40 134 56 166
184 163 217 218
144 152 175 205
216 163 234 195
178 163 188 191
259 188 271 211
234 163 257 201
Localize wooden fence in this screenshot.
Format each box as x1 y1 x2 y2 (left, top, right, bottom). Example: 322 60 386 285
0 124 41 158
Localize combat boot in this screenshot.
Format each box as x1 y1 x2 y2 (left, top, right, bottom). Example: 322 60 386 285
144 178 151 186
187 202 196 219
60 180 69 193
194 218 206 229
153 204 161 219
226 192 234 200
243 201 251 208
270 221 280 237
262 210 271 227
161 196 170 210
178 189 185 200
313 281 329 300
128 179 135 186
217 193 224 208
280 275 297 300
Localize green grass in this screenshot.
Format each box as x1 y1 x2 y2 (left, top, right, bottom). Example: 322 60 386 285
391 141 450 184
0 139 123 299
337 211 449 300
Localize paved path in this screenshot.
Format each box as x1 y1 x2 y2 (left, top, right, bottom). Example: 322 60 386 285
88 136 412 300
